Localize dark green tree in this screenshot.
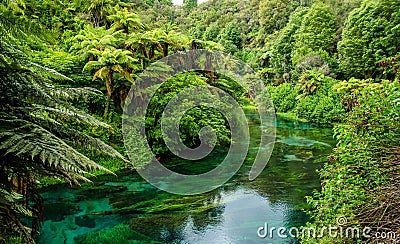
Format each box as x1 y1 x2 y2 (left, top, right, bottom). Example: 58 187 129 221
183 0 197 10
219 22 243 50
292 1 336 67
203 24 220 41
258 0 296 34
338 0 400 79
269 7 308 78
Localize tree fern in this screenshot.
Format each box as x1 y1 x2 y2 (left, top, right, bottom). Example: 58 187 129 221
0 1 127 242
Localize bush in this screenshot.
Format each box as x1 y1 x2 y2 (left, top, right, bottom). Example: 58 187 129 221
145 73 231 156
267 83 299 113
295 73 344 124
304 80 400 243
295 95 317 120
296 93 343 125
338 0 400 79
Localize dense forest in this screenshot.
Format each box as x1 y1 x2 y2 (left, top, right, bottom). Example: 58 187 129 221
0 0 399 243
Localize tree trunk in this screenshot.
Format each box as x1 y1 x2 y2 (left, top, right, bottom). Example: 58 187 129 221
104 71 113 119
103 96 111 119
124 25 129 34
163 43 169 57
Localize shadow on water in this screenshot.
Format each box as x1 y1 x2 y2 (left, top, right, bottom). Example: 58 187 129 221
38 114 334 244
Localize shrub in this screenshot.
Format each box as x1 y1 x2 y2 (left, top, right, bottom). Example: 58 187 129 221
295 93 343 125
295 73 344 124
267 83 299 113
304 80 400 243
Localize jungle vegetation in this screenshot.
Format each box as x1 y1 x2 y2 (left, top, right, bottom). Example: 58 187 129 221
0 0 399 243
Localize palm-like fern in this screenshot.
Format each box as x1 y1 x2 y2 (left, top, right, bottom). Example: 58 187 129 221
0 2 127 242
69 25 122 62
296 70 325 99
125 25 189 62
84 0 114 27
83 48 139 115
107 5 144 34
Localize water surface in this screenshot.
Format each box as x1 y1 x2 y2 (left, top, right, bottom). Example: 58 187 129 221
39 115 334 243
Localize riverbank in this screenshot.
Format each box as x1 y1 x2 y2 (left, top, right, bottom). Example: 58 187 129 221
302 81 400 243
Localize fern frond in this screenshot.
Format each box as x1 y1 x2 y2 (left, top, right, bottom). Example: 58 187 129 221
49 86 103 101
17 114 128 162
0 113 115 179
22 104 112 129
0 188 33 243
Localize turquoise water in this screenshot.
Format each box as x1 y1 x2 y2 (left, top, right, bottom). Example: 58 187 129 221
38 115 334 243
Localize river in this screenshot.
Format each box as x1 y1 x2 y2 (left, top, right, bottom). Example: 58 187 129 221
38 114 334 243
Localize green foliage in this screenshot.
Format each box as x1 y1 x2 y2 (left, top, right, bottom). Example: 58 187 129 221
83 47 139 114
338 0 400 79
267 83 299 113
75 224 154 244
219 22 243 50
69 25 122 61
180 0 260 47
295 73 344 124
107 6 144 34
126 24 189 62
269 7 308 78
203 24 219 41
292 1 336 68
0 2 127 241
305 80 400 242
258 0 297 34
145 73 231 156
296 93 343 125
183 0 198 10
323 0 362 29
30 49 93 86
23 0 77 31
296 70 328 98
84 0 114 27
333 77 382 95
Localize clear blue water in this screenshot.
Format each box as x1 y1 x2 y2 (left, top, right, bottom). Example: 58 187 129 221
38 115 334 243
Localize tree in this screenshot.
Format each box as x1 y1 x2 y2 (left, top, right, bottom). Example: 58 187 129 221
83 48 139 115
126 24 188 64
70 25 122 62
219 22 243 51
323 0 362 29
258 0 296 34
269 7 308 78
84 0 114 27
338 0 400 79
292 1 336 68
203 24 219 41
152 24 188 58
183 0 197 10
107 5 144 34
0 2 125 242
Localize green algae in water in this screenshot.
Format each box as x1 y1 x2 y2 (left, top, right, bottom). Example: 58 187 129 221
74 224 157 244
